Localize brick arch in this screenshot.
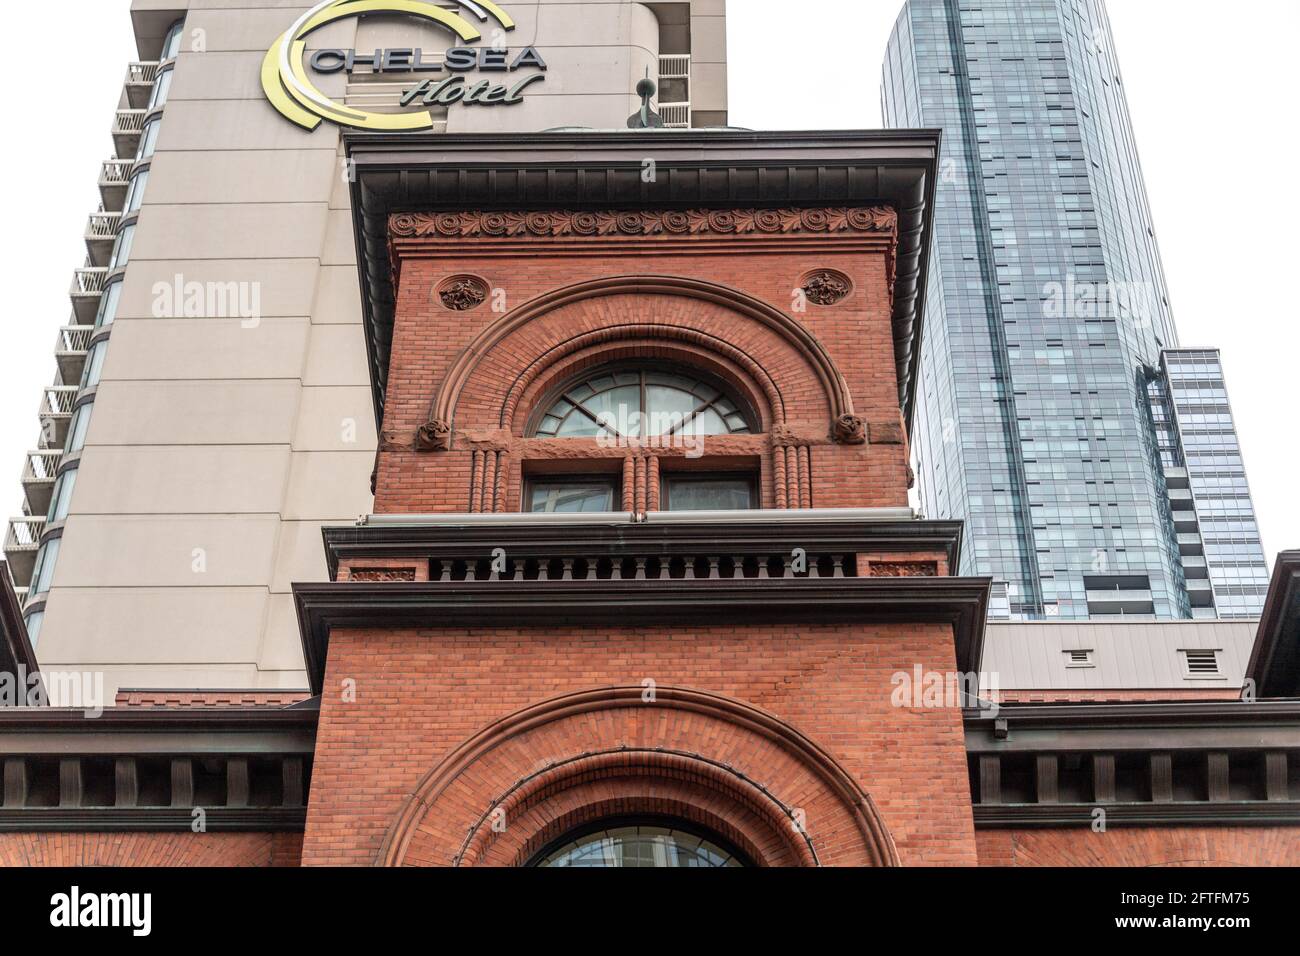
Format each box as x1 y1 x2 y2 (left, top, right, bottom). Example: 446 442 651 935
426 276 857 448
377 685 898 868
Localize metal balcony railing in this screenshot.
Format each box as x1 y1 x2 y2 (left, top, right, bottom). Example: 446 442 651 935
112 109 147 158
99 159 132 212
38 387 78 450
86 211 120 240
21 451 62 517
658 54 690 79
55 325 94 384
124 61 161 108
85 210 122 266
71 267 108 296
4 517 45 587
22 450 61 483
70 267 108 323
658 103 690 129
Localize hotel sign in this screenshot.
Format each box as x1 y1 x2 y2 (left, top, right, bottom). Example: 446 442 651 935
262 0 545 131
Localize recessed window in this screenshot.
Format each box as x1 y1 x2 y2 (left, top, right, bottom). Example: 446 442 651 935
30 537 61 595
147 67 173 112
46 469 78 524
532 365 753 440
161 19 185 61
136 117 161 161
81 340 109 390
124 168 149 214
531 820 746 868
94 281 122 328
661 474 756 511
526 477 618 514
109 224 135 270
66 403 94 454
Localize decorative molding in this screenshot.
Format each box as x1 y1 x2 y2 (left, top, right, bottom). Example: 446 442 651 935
421 276 858 452
437 275 488 311
390 206 898 241
802 270 852 306
832 414 866 445
349 569 417 583
869 561 939 578
414 419 451 452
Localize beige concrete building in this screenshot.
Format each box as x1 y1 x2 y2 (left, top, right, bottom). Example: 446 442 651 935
5 0 729 698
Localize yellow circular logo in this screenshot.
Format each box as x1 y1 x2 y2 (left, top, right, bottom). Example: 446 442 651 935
261 0 517 131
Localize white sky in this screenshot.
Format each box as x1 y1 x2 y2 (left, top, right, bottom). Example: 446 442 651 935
1 1 1295 565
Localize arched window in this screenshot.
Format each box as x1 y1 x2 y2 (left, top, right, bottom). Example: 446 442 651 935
531 365 753 440
530 819 747 868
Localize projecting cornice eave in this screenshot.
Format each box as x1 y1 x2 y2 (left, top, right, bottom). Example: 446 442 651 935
293 576 989 697
0 560 38 695
343 128 941 436
1246 551 1300 698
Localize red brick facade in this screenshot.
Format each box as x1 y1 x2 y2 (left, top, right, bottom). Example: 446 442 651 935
0 833 302 867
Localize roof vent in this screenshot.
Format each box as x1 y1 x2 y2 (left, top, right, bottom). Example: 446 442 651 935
1064 649 1094 668
1181 649 1222 678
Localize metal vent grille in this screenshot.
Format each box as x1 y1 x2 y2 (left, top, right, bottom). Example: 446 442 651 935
1181 649 1222 677
1064 649 1094 668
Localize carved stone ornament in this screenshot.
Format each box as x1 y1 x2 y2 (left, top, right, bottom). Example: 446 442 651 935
391 206 898 240
438 276 488 311
415 419 452 452
832 414 867 445
868 561 939 578
802 271 852 306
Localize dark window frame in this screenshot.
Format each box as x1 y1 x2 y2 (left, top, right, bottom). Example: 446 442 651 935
524 474 621 514
660 472 759 512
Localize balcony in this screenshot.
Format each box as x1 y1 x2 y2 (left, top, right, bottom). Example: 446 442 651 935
657 54 691 129
1177 532 1204 556
658 102 690 129
39 387 78 447
20 451 62 517
123 61 161 109
1187 578 1215 608
112 109 147 159
54 325 94 384
85 210 122 267
1085 589 1156 615
3 517 45 588
70 267 108 324
99 159 132 211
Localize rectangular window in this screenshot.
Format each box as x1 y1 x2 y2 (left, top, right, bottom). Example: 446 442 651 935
526 477 618 514
661 474 756 512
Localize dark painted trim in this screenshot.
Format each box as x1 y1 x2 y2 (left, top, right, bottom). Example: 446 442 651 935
974 803 1300 829
0 560 39 693
320 517 967 579
1246 551 1300 698
294 576 990 696
0 809 306 833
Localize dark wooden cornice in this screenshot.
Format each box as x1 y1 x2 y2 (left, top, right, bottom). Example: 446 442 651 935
320 516 966 579
294 576 990 696
0 560 39 698
1246 551 1300 698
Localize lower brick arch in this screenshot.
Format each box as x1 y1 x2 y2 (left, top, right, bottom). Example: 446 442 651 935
378 685 898 867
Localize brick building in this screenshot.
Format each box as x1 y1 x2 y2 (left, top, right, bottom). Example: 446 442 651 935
1 131 1298 868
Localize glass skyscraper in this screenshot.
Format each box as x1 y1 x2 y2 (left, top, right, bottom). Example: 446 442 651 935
882 0 1268 620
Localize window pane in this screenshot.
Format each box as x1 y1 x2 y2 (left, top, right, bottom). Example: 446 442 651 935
534 824 743 868
529 481 616 513
664 478 754 511
31 537 61 595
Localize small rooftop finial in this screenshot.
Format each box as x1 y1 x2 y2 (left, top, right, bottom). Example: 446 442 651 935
627 67 664 129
